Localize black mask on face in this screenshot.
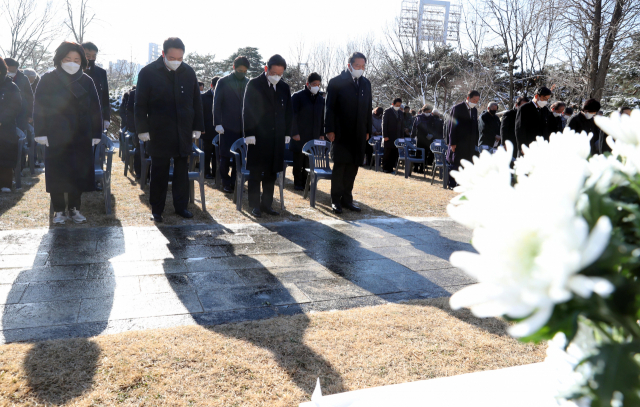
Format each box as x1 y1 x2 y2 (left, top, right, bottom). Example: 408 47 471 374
489 109 497 115
234 70 246 80
87 59 95 68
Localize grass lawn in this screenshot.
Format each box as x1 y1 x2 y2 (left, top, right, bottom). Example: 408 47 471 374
0 298 545 406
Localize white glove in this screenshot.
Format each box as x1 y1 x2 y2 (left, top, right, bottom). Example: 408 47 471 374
285 136 291 144
35 136 49 146
245 136 256 145
103 120 110 130
139 132 150 142
215 125 225 134
192 131 201 139
92 138 101 146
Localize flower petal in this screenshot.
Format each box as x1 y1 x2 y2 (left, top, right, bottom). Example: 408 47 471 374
579 216 612 268
507 305 554 337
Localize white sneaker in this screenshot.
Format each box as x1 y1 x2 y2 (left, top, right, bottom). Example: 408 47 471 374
68 208 87 224
53 212 67 225
1 187 10 192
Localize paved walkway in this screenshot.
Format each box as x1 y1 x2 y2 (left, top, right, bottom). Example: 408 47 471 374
0 217 474 344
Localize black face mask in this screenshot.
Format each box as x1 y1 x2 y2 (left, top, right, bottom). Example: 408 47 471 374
87 59 95 69
489 109 497 115
234 70 245 80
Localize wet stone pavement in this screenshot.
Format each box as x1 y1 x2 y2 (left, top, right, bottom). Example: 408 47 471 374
0 217 475 344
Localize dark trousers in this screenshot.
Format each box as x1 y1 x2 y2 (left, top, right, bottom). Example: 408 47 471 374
0 167 13 189
383 145 398 172
202 139 216 177
149 156 189 215
248 170 277 210
219 155 236 188
331 163 358 205
365 143 373 167
133 134 141 178
51 191 82 212
292 151 309 187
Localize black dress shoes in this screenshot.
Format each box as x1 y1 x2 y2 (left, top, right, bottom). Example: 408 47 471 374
343 202 361 212
332 203 343 214
151 213 163 222
222 185 233 193
262 207 280 216
251 207 262 218
175 209 194 218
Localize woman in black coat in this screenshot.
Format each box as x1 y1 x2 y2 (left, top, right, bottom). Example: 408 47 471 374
0 57 22 191
567 98 601 155
33 41 102 225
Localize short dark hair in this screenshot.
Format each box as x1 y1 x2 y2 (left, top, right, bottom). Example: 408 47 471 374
307 72 321 84
565 107 574 115
233 56 250 70
131 85 136 90
211 76 220 87
373 107 383 115
535 86 552 97
163 37 185 53
81 42 99 52
421 104 433 112
551 101 566 110
348 52 367 64
393 97 402 105
198 81 204 87
4 58 18 67
468 90 480 99
619 106 632 114
0 57 7 77
52 41 88 69
267 54 286 70
515 96 529 107
404 106 410 110
583 98 601 113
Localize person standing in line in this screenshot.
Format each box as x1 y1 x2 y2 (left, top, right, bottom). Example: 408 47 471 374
4 58 33 136
33 41 102 224
201 76 220 179
324 52 372 214
81 42 110 132
515 86 553 153
567 98 602 155
119 89 129 132
382 98 404 173
126 85 140 177
134 37 204 222
411 105 435 171
242 54 292 218
0 57 22 192
368 107 383 167
213 56 250 194
548 102 566 135
290 72 325 191
478 102 501 149
446 90 480 189
23 69 40 94
500 96 528 158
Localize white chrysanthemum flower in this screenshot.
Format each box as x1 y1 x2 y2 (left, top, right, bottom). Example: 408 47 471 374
585 154 630 193
596 110 640 176
450 141 515 194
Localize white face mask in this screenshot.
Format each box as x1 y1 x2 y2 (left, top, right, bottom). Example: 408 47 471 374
349 65 364 79
6 72 16 78
425 112 431 116
584 112 594 120
553 112 561 117
393 106 401 111
536 99 548 108
467 101 477 108
164 57 182 71
267 74 281 85
61 62 80 75
309 86 320 94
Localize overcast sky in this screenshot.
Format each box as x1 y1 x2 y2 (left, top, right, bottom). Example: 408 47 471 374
72 0 402 66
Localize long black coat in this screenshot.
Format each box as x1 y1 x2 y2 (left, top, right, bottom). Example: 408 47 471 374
324 70 372 165
0 77 22 168
119 91 129 129
500 109 518 158
447 101 478 164
201 89 215 143
213 73 249 158
382 107 404 149
432 117 444 139
478 110 500 147
515 101 550 150
243 73 292 173
411 113 439 151
126 89 136 133
135 57 204 158
34 68 102 193
548 114 563 136
291 87 325 153
85 64 110 123
568 113 600 155
12 70 33 131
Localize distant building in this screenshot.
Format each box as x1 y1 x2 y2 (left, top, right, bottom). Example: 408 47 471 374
148 43 161 63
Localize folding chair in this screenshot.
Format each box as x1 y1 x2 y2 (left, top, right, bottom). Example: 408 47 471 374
94 134 115 214
368 136 383 172
302 139 332 208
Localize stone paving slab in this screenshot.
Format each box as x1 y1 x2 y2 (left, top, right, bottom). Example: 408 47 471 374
0 217 474 344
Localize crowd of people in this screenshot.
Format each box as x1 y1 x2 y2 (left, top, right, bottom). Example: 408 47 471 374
0 36 633 225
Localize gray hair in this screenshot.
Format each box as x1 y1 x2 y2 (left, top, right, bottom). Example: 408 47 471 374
487 101 498 109
22 68 38 79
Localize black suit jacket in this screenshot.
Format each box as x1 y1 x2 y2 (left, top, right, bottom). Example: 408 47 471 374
291 87 325 153
242 73 292 173
447 101 478 163
213 72 249 158
126 89 136 133
324 70 372 165
500 109 517 158
134 57 204 158
382 107 404 147
201 89 215 141
515 101 550 150
85 65 109 122
119 91 129 129
568 113 600 155
12 70 33 131
478 111 501 147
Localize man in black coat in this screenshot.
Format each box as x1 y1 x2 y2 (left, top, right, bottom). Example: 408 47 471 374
242 54 292 218
201 76 220 179
135 37 205 222
0 59 23 190
4 58 33 133
119 90 129 131
515 86 553 154
500 96 528 158
478 102 501 148
325 52 372 214
82 42 110 131
213 56 250 193
548 102 566 137
126 86 141 177
291 72 325 190
568 98 601 155
382 97 404 173
447 90 480 188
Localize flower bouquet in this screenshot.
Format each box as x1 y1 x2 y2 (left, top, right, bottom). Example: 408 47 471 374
447 110 640 406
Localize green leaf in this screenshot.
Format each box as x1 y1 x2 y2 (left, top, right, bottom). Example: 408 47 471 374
586 342 640 407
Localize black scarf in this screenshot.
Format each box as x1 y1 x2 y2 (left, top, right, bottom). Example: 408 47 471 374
55 67 88 99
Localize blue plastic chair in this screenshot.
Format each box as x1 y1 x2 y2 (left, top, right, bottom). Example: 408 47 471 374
395 138 426 179
430 139 447 186
229 138 251 211
302 139 332 208
368 136 383 171
93 133 115 214
118 128 126 160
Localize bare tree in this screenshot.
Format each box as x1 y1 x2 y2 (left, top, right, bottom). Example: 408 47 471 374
64 0 95 44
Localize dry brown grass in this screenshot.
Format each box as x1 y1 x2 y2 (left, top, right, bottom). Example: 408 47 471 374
0 298 545 406
0 152 455 230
